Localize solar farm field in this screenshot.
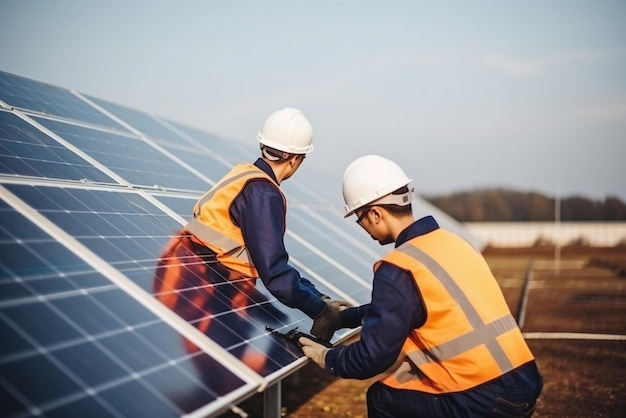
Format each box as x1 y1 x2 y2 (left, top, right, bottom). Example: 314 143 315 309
222 245 626 418
486 245 626 418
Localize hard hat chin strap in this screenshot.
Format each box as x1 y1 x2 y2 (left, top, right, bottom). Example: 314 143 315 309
370 188 413 207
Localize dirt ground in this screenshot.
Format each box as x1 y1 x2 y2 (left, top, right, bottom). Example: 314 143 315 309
221 245 626 417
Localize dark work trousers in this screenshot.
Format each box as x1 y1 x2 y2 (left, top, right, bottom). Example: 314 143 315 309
366 361 543 418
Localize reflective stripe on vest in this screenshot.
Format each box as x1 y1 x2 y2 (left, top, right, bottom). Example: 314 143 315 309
397 243 515 373
185 216 253 265
378 230 534 393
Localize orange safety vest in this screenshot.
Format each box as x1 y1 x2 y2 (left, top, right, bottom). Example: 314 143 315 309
378 228 534 394
184 163 285 277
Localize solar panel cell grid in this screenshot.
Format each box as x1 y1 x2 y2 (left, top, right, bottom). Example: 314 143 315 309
0 110 116 183
33 116 210 191
85 95 189 145
167 120 257 162
0 196 252 418
0 71 129 132
151 194 197 219
149 144 231 186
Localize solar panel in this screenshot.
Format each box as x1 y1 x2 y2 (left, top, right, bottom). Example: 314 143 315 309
0 110 115 183
164 120 256 164
151 193 198 220
0 71 129 133
3 182 354 378
31 116 211 192
0 193 258 418
83 95 188 145
285 206 381 304
84 95 254 183
0 70 479 416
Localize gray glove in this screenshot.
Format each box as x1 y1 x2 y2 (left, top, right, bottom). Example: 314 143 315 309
310 299 353 342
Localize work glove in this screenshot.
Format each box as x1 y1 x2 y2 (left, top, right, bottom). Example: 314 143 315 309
299 336 329 369
310 299 352 342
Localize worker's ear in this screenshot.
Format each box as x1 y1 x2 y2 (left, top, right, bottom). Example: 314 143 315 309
288 154 300 167
369 206 383 224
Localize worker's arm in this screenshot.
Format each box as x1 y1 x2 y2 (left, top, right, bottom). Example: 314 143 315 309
339 304 369 328
322 262 425 378
232 179 326 319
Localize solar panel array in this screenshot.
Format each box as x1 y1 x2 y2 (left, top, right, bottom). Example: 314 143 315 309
0 70 476 417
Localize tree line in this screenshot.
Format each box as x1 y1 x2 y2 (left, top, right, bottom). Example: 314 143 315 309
423 188 626 222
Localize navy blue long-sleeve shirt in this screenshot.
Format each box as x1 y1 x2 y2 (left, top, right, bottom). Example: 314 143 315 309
229 158 326 319
325 216 435 378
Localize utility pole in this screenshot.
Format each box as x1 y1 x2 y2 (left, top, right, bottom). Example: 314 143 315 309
555 168 561 276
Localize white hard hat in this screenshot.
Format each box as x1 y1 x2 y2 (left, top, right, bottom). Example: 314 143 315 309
257 107 314 154
342 155 413 218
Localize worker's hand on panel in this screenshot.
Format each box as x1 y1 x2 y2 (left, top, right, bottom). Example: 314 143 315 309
310 299 353 342
299 336 329 369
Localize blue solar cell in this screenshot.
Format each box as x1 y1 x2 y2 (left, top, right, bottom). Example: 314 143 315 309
0 71 129 132
0 110 116 183
0 275 35 303
98 330 165 372
84 98 245 183
0 317 34 360
1 354 84 407
86 95 188 145
283 206 382 304
167 120 256 162
33 116 211 191
54 342 130 387
152 194 197 219
0 384 25 418
5 301 84 345
152 143 233 185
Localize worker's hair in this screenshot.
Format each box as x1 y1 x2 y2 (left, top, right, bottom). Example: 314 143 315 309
377 186 412 217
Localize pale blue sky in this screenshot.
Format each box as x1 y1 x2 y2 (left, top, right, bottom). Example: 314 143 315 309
1 1 625 200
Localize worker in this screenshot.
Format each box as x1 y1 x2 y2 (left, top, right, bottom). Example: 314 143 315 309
300 155 543 417
154 108 348 350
